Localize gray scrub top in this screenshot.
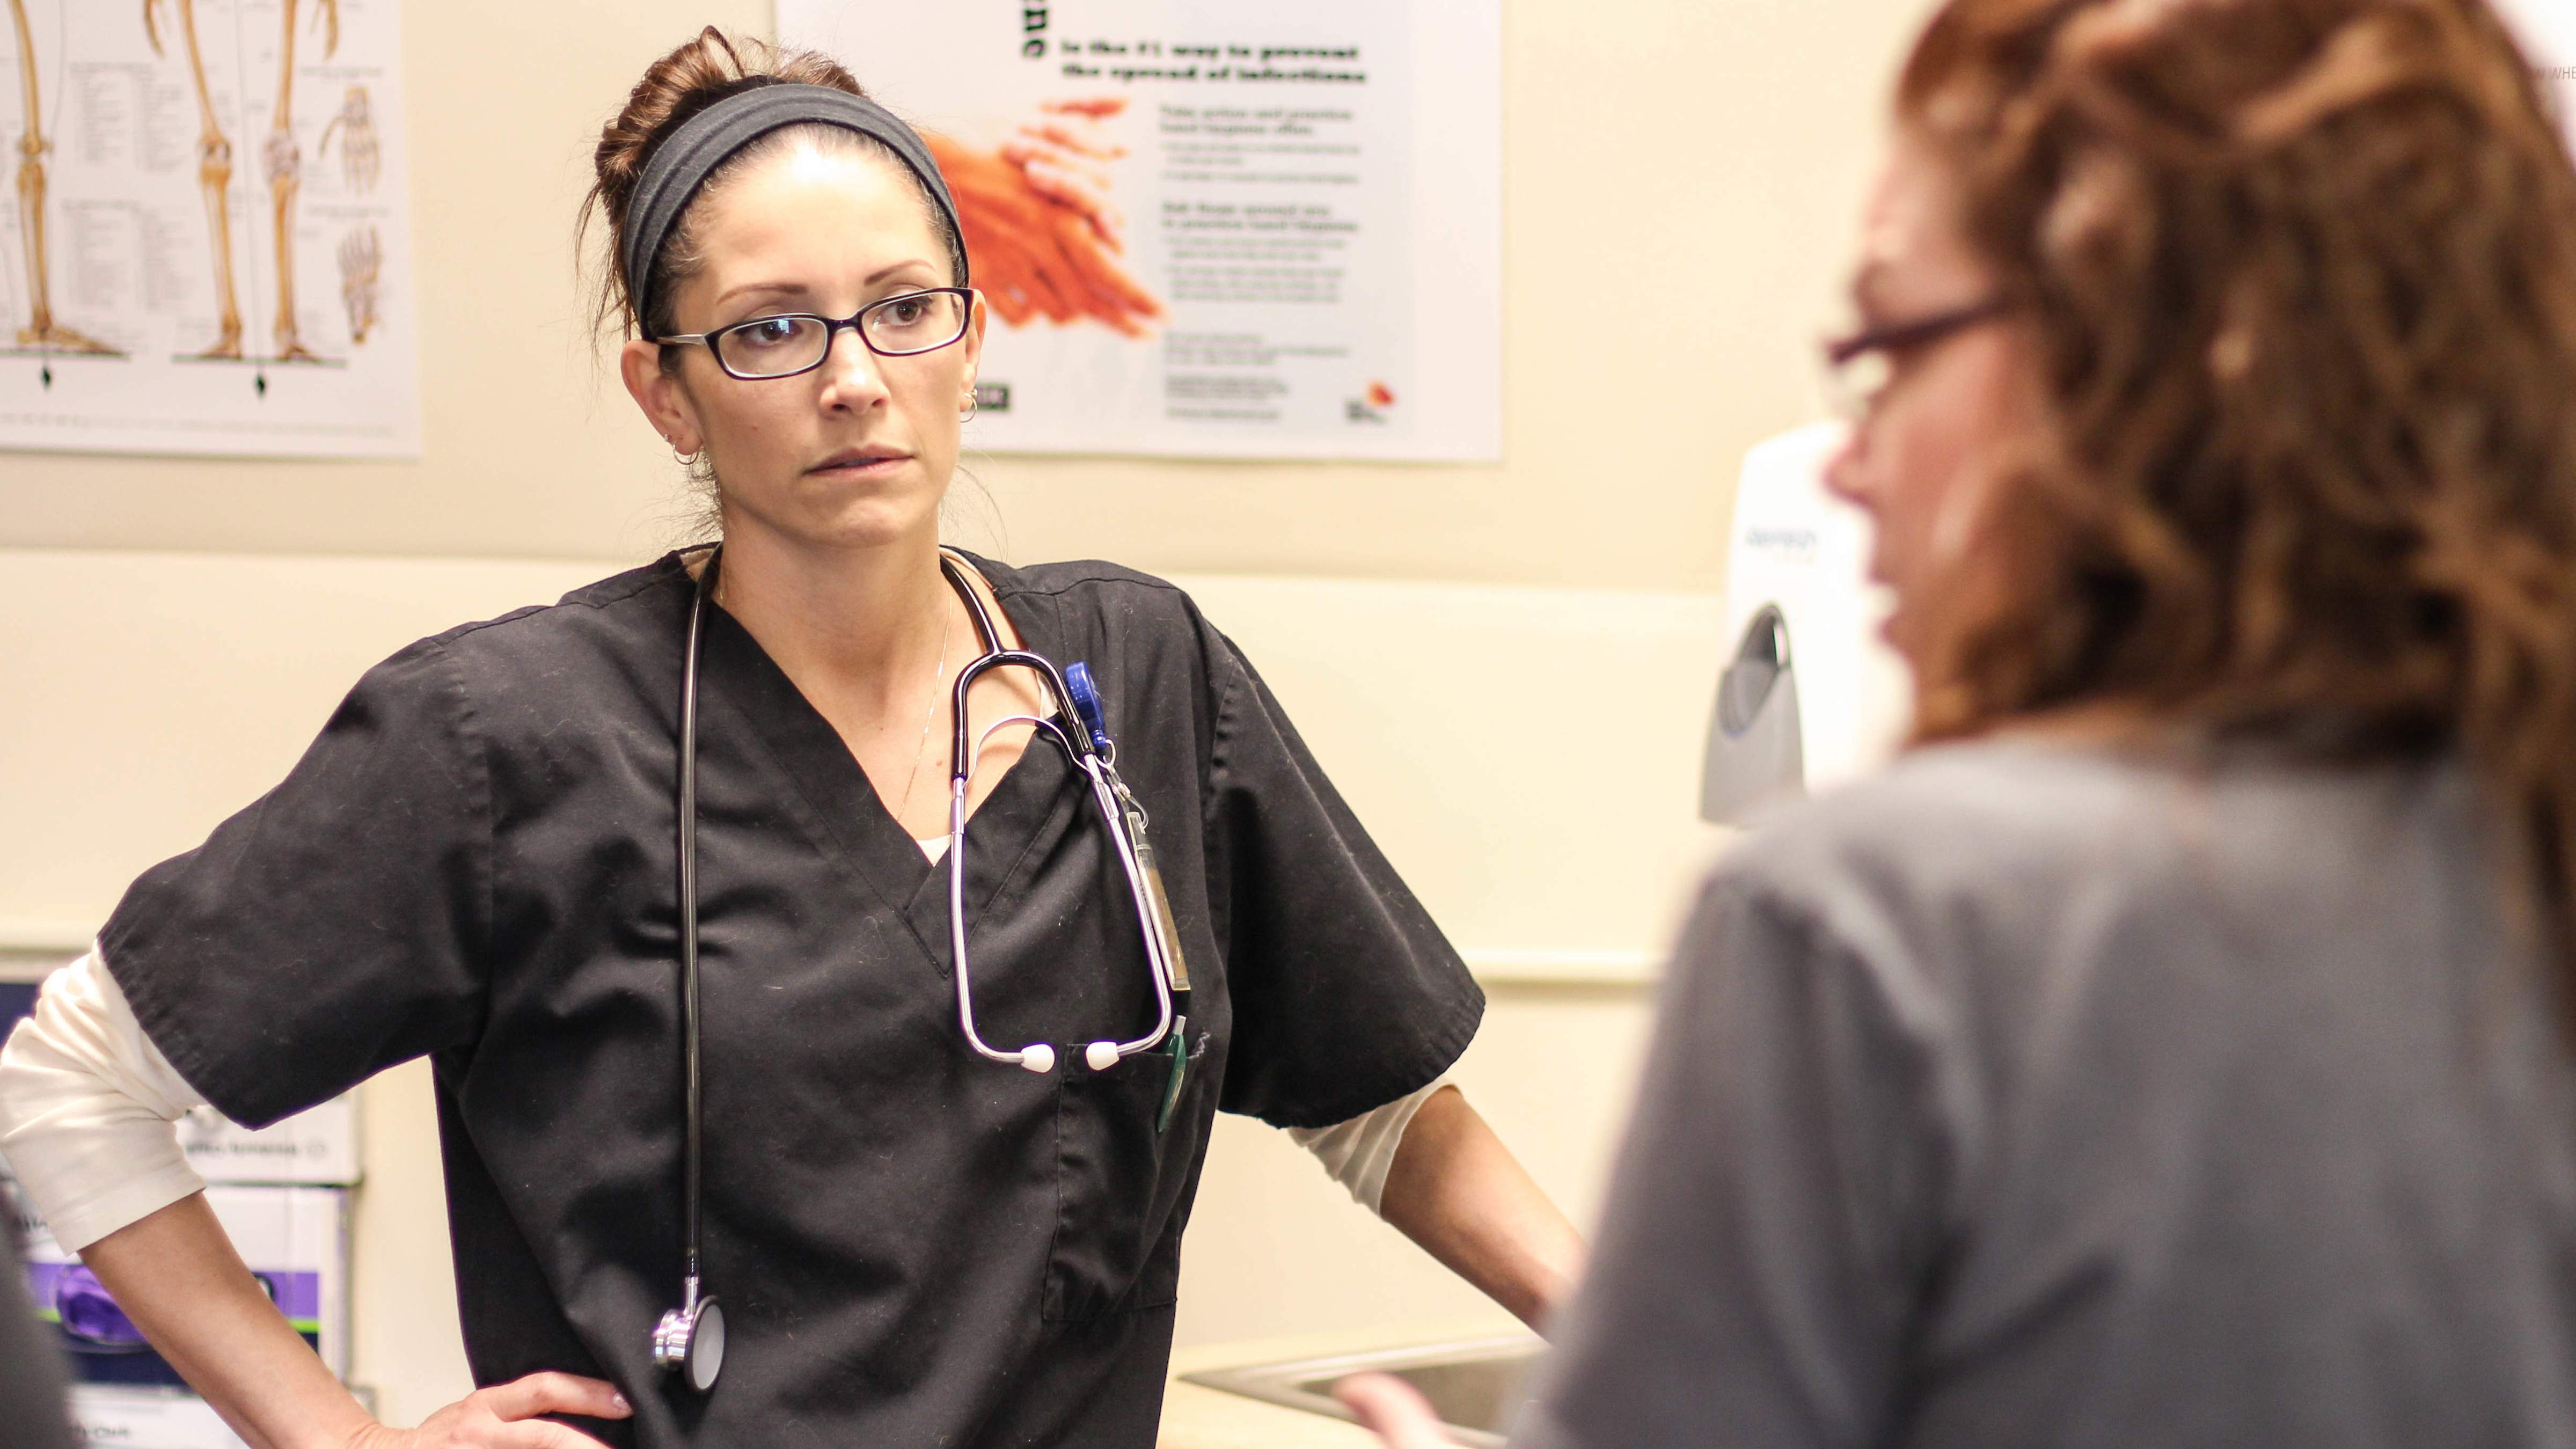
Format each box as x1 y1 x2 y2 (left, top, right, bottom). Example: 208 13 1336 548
1519 737 2576 1449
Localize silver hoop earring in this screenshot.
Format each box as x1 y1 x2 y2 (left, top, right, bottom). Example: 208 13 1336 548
958 396 978 423
672 441 703 468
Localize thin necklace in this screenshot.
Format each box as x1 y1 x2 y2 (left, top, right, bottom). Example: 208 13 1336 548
896 595 954 828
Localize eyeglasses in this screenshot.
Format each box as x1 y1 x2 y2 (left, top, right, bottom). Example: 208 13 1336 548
658 288 974 380
1819 296 2009 421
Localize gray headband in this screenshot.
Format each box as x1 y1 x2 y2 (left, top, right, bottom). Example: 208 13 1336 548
620 82 965 332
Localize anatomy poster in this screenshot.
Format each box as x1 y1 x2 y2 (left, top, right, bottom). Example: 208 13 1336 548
0 0 416 458
780 1 1501 462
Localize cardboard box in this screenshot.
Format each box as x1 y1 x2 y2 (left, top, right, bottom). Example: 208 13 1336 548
16 1183 349 1387
173 1098 362 1187
64 1386 252 1449
0 983 361 1187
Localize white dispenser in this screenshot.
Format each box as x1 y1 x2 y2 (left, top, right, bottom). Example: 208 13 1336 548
1700 423 1913 823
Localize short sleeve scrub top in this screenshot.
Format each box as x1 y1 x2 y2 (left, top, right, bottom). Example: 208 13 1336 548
97 553 1484 1447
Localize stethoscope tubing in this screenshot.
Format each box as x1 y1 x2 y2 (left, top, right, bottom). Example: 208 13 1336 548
678 555 713 1295
665 546 1184 1388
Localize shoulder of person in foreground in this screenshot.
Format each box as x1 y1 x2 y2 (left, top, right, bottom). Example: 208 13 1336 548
1495 737 2226 1449
1710 734 2209 990
1716 731 2475 992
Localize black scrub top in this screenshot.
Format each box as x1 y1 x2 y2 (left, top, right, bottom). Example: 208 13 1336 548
99 553 1481 1448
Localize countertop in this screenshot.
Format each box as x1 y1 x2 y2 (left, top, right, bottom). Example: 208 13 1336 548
1157 1319 1524 1449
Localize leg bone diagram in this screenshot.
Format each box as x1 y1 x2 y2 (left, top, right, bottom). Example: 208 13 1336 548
144 0 342 362
9 0 121 354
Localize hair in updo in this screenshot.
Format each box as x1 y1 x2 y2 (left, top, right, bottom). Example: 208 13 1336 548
581 27 969 349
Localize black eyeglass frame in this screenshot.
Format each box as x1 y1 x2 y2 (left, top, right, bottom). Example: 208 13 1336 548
1819 296 2011 419
656 287 976 380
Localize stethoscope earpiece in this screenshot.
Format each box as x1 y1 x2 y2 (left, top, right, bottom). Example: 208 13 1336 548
940 554 1181 1084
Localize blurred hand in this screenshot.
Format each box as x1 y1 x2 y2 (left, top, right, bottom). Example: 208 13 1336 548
1000 98 1130 251
318 87 380 194
343 1372 631 1448
927 98 1165 338
1336 1372 1458 1449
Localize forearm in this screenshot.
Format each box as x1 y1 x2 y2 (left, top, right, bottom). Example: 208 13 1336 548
1377 1086 1585 1330
78 1193 376 1449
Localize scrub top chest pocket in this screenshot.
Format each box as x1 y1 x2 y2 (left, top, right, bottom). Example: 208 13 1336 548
1046 1028 1213 1321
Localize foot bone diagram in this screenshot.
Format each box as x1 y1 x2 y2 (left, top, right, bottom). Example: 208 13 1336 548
9 0 122 356
144 0 340 362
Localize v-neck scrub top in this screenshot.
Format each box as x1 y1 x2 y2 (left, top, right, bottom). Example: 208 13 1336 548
94 553 1484 1448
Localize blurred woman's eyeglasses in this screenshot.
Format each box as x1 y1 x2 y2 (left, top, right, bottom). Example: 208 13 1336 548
658 287 974 381
1820 297 2009 421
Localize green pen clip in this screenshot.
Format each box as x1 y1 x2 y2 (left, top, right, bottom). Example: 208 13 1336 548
1157 1014 1189 1133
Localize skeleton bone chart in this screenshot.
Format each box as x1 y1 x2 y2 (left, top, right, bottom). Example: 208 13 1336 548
0 0 413 454
4 0 392 393
144 0 347 376
8 0 120 377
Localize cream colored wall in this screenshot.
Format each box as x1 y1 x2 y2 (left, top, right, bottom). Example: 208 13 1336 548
0 0 1924 590
0 0 1936 1428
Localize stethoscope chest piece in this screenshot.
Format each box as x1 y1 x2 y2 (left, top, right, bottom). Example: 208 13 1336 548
653 1286 726 1393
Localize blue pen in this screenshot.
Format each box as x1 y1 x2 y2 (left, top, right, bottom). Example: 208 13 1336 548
1065 661 1114 755
1067 658 1195 1109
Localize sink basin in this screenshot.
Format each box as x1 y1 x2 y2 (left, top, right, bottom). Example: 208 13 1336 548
1179 1334 1545 1447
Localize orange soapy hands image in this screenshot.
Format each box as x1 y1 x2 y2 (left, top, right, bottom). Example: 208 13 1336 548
927 98 1165 337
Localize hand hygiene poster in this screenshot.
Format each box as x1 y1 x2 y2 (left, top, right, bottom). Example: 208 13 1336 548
781 0 1502 462
0 0 418 458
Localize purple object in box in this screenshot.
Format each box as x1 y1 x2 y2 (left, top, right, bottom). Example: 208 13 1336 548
23 1258 313 1386
53 1265 151 1348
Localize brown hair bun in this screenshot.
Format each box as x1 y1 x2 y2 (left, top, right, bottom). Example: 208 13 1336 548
580 27 967 341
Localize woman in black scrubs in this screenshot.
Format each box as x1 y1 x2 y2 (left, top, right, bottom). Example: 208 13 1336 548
25 30 1578 1449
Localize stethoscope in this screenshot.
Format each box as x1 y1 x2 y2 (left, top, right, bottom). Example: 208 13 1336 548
652 547 1193 1393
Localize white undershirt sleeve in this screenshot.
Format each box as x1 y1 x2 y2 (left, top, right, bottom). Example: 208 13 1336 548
0 949 208 1252
1289 1074 1457 1217
2 946 1458 1230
